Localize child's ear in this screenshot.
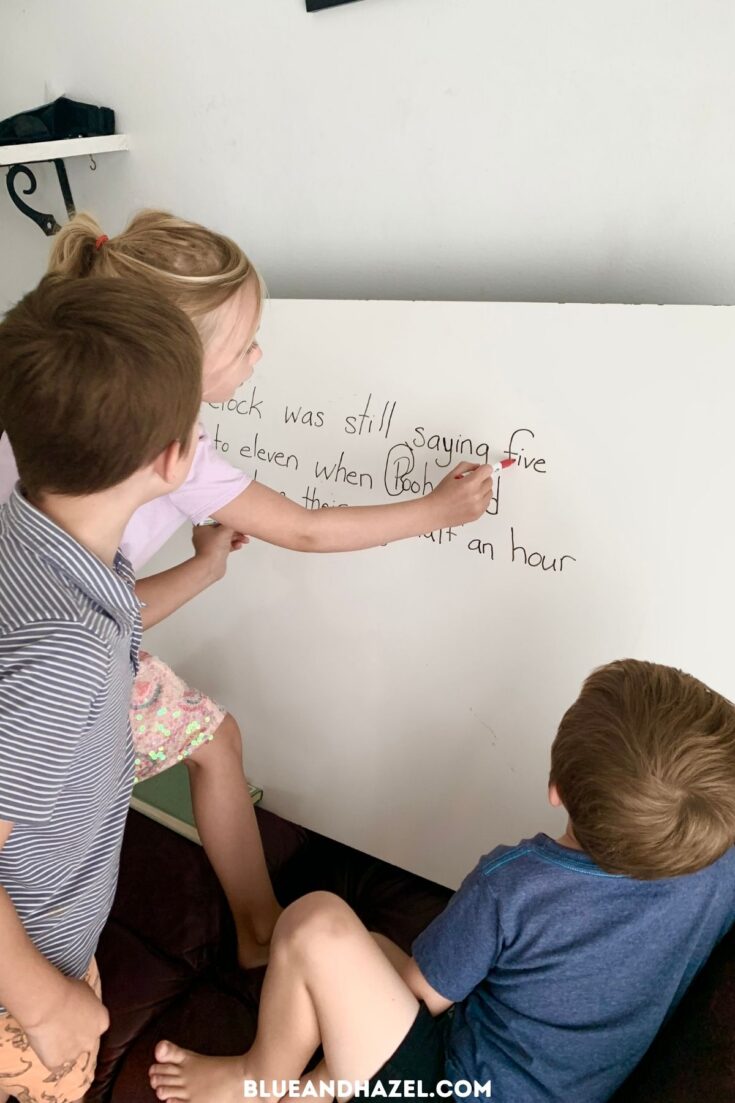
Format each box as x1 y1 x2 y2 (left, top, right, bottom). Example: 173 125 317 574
151 440 185 486
548 783 563 808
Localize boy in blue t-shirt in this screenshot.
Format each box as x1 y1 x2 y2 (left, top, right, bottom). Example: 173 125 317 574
150 660 735 1103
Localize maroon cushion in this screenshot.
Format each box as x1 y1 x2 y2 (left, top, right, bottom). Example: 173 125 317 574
108 809 308 968
88 808 309 1101
109 979 259 1103
293 831 451 950
87 922 195 1103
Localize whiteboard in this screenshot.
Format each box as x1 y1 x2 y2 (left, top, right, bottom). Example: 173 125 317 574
145 301 735 887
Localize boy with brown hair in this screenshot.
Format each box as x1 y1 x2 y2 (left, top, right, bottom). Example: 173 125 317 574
150 659 735 1103
0 275 203 1103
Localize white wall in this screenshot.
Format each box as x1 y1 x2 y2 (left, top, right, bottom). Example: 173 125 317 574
2 0 735 311
144 300 735 885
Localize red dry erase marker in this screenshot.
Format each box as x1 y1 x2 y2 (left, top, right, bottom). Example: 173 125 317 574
456 458 516 478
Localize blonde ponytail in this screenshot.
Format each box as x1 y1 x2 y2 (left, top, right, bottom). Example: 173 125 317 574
48 211 109 279
48 210 262 341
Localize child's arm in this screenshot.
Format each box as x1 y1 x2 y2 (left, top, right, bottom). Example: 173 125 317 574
136 524 246 630
0 819 109 1069
212 461 493 552
372 933 454 1015
402 957 455 1015
410 861 501 1012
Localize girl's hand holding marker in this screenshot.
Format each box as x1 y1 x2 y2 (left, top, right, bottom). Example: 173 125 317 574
449 457 515 519
433 461 496 524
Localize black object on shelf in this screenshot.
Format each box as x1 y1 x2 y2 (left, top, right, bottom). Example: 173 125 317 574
0 96 115 145
1 96 115 236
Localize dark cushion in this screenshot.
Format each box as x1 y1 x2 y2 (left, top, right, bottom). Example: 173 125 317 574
88 808 309 1101
89 920 195 1101
107 807 308 967
109 979 259 1103
290 831 451 950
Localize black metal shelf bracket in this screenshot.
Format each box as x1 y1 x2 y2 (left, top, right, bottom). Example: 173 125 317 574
6 157 76 236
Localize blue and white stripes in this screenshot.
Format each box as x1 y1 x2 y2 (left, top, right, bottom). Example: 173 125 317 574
0 488 140 1007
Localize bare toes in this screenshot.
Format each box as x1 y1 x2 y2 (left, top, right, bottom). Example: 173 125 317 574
151 1064 184 1079
155 1039 186 1064
156 1086 187 1102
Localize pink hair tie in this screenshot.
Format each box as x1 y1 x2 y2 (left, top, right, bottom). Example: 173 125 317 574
95 234 109 250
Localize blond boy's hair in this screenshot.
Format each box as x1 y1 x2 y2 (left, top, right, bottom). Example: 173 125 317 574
550 659 735 879
48 210 262 347
0 276 202 497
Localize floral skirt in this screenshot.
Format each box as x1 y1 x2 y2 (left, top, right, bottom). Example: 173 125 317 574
131 651 226 782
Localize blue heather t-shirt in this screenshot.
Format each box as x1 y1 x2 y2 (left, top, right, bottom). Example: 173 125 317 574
413 834 735 1102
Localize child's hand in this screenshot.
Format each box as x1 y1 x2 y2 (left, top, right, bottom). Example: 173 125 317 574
24 976 109 1071
191 523 248 582
430 462 494 525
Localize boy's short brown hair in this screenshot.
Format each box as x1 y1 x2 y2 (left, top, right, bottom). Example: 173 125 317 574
550 659 735 879
0 275 202 497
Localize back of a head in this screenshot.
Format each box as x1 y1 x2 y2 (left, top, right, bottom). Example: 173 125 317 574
0 275 202 498
47 210 261 347
550 659 735 879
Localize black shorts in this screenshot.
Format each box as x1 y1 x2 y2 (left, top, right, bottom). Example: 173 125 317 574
368 1003 449 1100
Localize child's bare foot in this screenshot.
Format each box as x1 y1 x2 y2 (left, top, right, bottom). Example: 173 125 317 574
149 1041 248 1103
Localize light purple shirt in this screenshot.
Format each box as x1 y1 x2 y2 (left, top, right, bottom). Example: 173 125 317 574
0 425 251 571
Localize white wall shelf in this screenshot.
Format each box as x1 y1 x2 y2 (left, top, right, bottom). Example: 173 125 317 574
0 133 129 167
2 133 130 235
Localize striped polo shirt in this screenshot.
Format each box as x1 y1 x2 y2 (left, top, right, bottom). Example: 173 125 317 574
0 487 140 1007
